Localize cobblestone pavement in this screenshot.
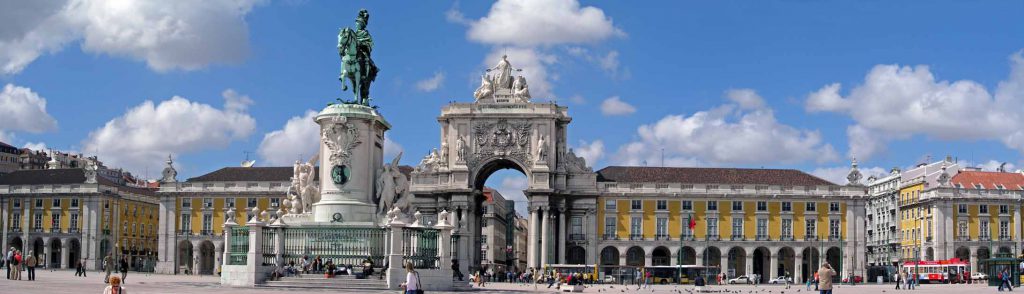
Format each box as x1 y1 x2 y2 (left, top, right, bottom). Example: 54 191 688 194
0 270 1004 293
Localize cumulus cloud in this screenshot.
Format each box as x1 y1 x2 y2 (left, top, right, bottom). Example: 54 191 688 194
566 47 625 78
567 94 586 105
810 165 888 185
0 0 264 74
415 71 446 92
452 0 623 99
83 90 257 173
613 89 839 166
22 142 48 151
573 140 604 167
0 83 58 136
600 96 636 116
495 175 528 215
725 88 766 110
806 51 1024 159
258 110 319 166
465 0 623 47
974 160 1017 172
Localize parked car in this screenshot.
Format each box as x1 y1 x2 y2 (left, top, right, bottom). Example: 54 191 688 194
841 276 864 283
728 276 754 284
971 272 988 280
768 276 792 284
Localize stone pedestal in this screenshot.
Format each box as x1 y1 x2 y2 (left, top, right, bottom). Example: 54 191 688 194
313 103 390 225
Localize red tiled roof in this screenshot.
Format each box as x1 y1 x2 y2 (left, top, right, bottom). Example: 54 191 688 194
596 166 836 186
951 171 1024 190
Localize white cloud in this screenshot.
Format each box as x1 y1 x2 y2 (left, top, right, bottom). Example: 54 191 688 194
0 83 58 135
258 110 318 166
613 90 839 166
975 160 1017 172
222 89 254 112
573 140 604 167
464 0 623 47
415 71 445 92
453 0 623 99
806 51 1024 159
383 133 403 162
0 0 264 74
484 47 557 98
725 88 766 110
496 175 528 215
567 94 586 105
22 142 47 151
83 90 256 173
600 96 636 116
810 165 887 185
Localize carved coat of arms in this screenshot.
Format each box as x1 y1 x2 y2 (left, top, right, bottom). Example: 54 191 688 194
321 117 361 185
466 119 532 168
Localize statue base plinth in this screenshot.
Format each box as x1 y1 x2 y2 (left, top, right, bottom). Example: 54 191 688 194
312 191 377 226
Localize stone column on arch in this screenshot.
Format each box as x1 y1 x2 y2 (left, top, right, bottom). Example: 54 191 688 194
61 237 70 269
540 207 550 266
770 248 779 281
557 207 566 264
745 249 754 279
527 206 539 269
720 254 729 277
794 252 803 283
43 237 53 268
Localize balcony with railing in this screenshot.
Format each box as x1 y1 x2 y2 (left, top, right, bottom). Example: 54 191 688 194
9 227 22 233
706 234 720 241
756 235 770 241
730 235 746 241
569 234 586 241
679 233 695 241
828 236 842 242
68 227 80 234
49 227 61 233
980 235 992 241
805 235 819 242
200 229 215 236
955 235 971 241
779 235 794 241
602 234 619 240
654 234 670 241
32 227 43 233
177 230 193 236
629 234 644 241
999 235 1012 241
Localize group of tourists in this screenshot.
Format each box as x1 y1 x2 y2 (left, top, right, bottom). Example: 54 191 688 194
3 247 36 280
893 270 919 290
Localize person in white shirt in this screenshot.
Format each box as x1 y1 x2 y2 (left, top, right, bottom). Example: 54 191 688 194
401 261 421 294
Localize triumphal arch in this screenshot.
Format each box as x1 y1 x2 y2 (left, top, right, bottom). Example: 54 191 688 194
410 55 600 274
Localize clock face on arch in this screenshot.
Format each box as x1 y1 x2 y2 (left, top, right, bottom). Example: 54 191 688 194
331 164 350 186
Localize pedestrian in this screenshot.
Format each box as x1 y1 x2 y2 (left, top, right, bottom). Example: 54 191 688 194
13 249 23 280
103 253 113 283
103 276 126 294
816 262 836 294
906 271 914 290
26 250 36 281
400 261 421 294
119 256 129 282
999 267 1013 291
894 271 901 290
75 259 85 277
4 247 11 280
813 271 819 290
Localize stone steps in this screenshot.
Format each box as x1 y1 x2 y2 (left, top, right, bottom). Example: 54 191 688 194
260 275 390 290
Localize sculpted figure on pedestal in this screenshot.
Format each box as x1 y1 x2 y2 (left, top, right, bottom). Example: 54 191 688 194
376 153 412 216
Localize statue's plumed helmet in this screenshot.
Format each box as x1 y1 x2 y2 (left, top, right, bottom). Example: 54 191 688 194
357 9 369 25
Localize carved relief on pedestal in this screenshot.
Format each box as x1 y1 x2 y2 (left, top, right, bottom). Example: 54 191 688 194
321 116 361 186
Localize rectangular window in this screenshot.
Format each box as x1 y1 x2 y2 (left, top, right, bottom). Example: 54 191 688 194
980 205 989 214
71 198 79 208
180 214 191 232
70 213 78 229
958 220 967 238
203 198 213 208
248 197 258 208
682 201 692 211
571 216 583 235
226 198 235 208
33 214 42 228
181 198 191 208
781 219 793 238
630 217 642 239
806 219 817 238
1000 221 1009 239
12 213 20 228
604 217 616 236
35 199 43 208
202 214 213 232
980 220 990 238
656 217 668 237
732 201 743 211
605 200 616 210
829 202 840 212
656 200 667 210
782 202 792 212
1000 205 1009 214
270 198 280 207
732 217 743 239
707 201 718 211
13 200 20 208
958 204 967 214
756 218 768 239
757 201 767 211
806 202 816 211
707 218 718 237
52 198 61 207
829 219 841 239
51 212 60 229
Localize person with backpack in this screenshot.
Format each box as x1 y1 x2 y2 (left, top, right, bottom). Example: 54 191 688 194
999 268 1013 291
12 249 22 280
25 250 36 281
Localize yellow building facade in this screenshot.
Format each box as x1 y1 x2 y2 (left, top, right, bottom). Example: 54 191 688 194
592 166 866 283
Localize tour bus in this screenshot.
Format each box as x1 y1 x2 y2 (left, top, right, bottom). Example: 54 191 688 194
648 265 722 284
901 258 969 284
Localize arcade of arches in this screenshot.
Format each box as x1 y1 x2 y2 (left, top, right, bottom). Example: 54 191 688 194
5 236 83 269
596 245 842 282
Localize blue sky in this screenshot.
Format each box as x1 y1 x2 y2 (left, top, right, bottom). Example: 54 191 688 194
2 1 1023 214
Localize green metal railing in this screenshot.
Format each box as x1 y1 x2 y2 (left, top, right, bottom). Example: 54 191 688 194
261 229 277 266
228 226 249 265
403 228 439 269
281 227 388 267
